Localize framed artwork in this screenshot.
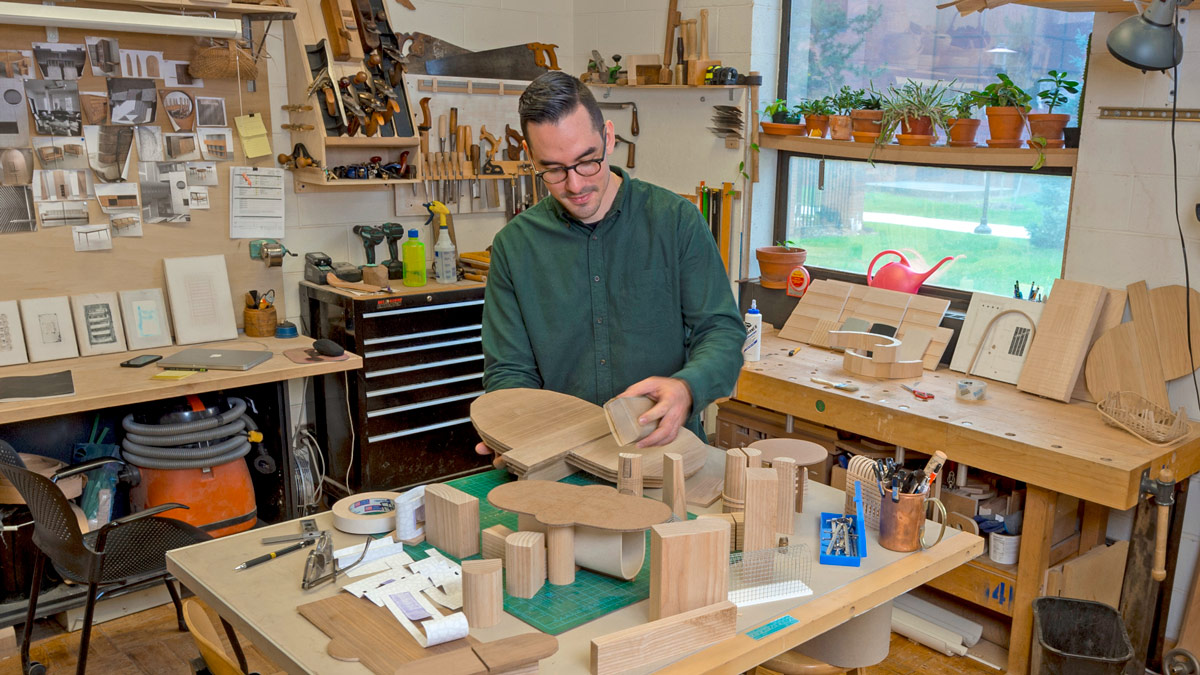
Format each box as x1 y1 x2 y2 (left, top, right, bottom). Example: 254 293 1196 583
70 292 127 356
163 255 237 344
0 300 28 366
19 296 79 362
119 288 173 349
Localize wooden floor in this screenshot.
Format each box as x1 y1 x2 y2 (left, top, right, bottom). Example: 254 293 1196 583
0 601 1000 675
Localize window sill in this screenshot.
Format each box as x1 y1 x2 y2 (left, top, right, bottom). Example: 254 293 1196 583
758 134 1077 172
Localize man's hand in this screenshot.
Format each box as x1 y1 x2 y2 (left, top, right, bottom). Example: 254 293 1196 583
618 377 692 448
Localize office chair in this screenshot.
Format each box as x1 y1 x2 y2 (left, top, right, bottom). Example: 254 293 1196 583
0 440 212 675
182 599 261 675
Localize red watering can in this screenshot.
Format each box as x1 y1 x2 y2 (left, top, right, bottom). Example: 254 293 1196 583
866 250 956 294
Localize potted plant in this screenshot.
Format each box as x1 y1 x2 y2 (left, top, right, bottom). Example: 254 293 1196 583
970 73 1032 148
946 93 981 147
760 98 805 136
876 79 953 149
1029 69 1079 148
756 241 807 289
828 86 863 141
796 98 833 139
850 86 884 142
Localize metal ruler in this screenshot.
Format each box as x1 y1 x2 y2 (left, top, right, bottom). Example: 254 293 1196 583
1099 106 1200 122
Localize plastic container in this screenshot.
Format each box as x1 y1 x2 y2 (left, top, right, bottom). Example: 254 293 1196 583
989 531 1021 565
1032 597 1132 674
743 300 761 362
434 225 457 284
402 228 426 287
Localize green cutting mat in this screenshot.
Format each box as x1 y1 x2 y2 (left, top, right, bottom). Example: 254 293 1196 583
400 469 654 636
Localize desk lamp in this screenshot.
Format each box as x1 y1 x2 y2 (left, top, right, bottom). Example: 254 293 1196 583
1107 0 1192 71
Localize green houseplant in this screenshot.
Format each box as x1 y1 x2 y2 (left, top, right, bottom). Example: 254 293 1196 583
1029 69 1079 148
760 98 805 136
828 86 863 140
876 79 953 148
946 92 981 147
796 97 833 138
850 86 884 142
970 73 1032 146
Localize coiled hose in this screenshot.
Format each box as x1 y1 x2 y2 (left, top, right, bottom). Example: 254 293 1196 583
120 397 258 470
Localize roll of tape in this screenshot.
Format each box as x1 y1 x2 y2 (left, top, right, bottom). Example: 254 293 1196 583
332 491 400 534
956 379 988 401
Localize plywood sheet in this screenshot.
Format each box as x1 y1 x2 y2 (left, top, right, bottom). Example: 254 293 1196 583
487 480 672 531
1149 285 1200 380
1125 281 1170 408
1017 280 1105 402
778 279 852 344
846 286 909 328
1072 288 1126 403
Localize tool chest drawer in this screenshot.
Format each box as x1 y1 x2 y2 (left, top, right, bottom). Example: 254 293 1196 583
357 295 485 343
366 394 480 444
363 334 484 372
365 374 484 414
363 354 485 391
360 419 485 491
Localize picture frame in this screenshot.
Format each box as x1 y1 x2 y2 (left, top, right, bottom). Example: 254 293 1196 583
119 288 173 349
70 292 127 356
19 296 79 362
0 300 28 367
163 255 237 344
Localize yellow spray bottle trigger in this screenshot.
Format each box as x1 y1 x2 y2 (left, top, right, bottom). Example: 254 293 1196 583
247 430 264 443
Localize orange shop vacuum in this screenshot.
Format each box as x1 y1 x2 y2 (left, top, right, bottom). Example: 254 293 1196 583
120 395 260 537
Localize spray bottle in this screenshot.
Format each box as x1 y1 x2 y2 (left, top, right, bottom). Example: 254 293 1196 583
402 227 425 287
743 299 761 362
426 201 457 284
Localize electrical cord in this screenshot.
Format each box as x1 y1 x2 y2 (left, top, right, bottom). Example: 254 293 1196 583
1168 7 1200 408
344 370 355 490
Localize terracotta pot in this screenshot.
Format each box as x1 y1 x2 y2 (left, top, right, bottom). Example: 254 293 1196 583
900 116 934 137
985 107 1025 142
761 121 806 136
828 114 852 140
756 246 807 289
850 109 883 134
896 134 935 146
1027 112 1070 148
804 114 830 139
947 118 981 147
851 131 879 143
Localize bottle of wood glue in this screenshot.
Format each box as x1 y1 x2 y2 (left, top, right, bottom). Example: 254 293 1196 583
743 300 761 362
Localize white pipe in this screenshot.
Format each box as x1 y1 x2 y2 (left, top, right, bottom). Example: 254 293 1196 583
0 2 241 38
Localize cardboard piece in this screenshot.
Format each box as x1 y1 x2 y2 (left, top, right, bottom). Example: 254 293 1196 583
487 481 671 532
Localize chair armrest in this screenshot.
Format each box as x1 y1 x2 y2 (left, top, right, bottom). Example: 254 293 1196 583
53 458 125 482
94 503 189 552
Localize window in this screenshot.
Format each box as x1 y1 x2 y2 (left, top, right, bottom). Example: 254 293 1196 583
775 0 1092 295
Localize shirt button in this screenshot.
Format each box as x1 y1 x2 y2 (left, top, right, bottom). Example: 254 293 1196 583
592 235 598 240
596 318 603 324
600 359 606 365
593 275 600 282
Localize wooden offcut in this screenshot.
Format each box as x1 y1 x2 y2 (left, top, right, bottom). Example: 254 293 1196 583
425 483 480 559
773 457 798 535
1126 281 1171 408
462 559 503 629
481 524 513 563
743 468 778 552
649 519 731 621
590 601 737 675
1072 288 1126 402
617 453 643 497
662 453 688 518
488 480 671 532
1017 279 1106 402
604 396 655 446
722 448 747 513
505 531 545 599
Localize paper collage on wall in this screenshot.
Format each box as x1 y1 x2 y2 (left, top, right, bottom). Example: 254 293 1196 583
195 97 226 127
138 160 189 223
159 89 195 131
32 43 87 81
83 124 134 182
35 200 88 228
189 186 209 209
85 37 119 77
108 78 157 125
70 292 127 355
163 61 203 89
94 183 139 214
0 51 34 79
32 169 92 201
0 300 29 366
72 224 112 251
0 77 30 148
78 91 109 125
134 125 164 162
185 161 216 186
109 209 142 237
19 296 79 362
119 288 172 349
0 147 31 185
163 132 200 161
118 50 163 79
0 186 34 234
198 128 232 161
25 80 81 136
32 137 87 170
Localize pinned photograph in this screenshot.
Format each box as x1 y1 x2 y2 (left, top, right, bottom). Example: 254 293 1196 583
36 200 89 228
70 292 127 356
159 89 195 131
185 161 217 186
78 91 109 126
135 126 164 162
0 148 32 185
94 182 139 214
138 160 190 223
108 78 157 126
33 137 88 170
32 169 92 202
19 296 79 362
119 49 164 79
198 128 233 161
0 185 35 234
26 80 82 136
163 61 203 88
85 37 119 77
0 50 34 79
0 77 29 147
109 210 142 237
196 97 227 127
33 43 87 80
84 125 134 182
188 185 209 209
72 224 112 252
0 300 29 367
164 132 200 161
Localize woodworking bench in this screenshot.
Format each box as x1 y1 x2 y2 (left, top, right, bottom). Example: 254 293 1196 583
736 332 1200 674
166 448 983 674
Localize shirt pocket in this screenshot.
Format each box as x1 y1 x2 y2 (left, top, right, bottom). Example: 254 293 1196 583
616 267 675 333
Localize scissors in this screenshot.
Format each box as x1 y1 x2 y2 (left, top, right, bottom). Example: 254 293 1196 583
258 289 276 309
900 382 934 401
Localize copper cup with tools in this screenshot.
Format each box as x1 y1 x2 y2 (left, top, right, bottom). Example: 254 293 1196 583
878 492 947 552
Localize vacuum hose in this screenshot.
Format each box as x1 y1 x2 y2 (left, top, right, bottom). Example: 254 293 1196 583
120 398 259 470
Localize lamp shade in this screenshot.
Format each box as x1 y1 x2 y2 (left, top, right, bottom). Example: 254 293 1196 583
1106 0 1184 71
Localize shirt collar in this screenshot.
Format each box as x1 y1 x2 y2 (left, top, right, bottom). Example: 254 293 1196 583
548 165 630 229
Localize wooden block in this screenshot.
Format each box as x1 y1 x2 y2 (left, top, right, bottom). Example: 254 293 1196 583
0 626 13 662
605 396 654 446
895 327 932 364
472 633 559 673
649 519 730 622
685 472 723 508
922 326 954 370
806 318 839 349
697 513 738 552
505 531 545 599
779 279 853 343
742 468 778 552
617 453 643 497
590 601 737 675
901 294 951 331
1017 279 1106 402
1150 285 1200 379
662 453 687 519
722 448 746 513
462 559 503 629
742 447 762 468
773 457 797 535
481 524 513 563
545 524 575 586
425 483 480 559
1126 280 1171 408
488 481 670 533
852 287 911 327
688 59 718 86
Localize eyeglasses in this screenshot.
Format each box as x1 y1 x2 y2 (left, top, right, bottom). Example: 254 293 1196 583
535 142 607 184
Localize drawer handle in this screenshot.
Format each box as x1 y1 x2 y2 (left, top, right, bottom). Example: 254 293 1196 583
362 299 485 319
367 354 484 379
365 336 481 359
367 416 472 443
366 391 484 418
367 373 484 398
362 324 482 347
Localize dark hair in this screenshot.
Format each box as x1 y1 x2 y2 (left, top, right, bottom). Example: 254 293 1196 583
518 71 605 143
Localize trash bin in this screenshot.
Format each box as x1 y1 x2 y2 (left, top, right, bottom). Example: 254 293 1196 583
1032 597 1133 674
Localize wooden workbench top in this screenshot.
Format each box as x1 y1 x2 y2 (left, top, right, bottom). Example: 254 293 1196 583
0 336 362 425
299 278 484 301
737 333 1200 511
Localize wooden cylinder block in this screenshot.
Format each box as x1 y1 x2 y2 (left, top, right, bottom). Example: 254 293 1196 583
617 453 643 498
743 447 762 468
462 559 503 628
662 453 687 519
723 448 746 514
546 524 575 586
773 457 798 536
505 531 545 599
743 468 778 552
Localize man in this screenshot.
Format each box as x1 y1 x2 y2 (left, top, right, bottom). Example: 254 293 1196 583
479 71 743 451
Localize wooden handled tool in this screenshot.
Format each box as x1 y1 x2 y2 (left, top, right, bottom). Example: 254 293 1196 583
449 107 458 152
659 0 679 84
418 97 431 131
1153 467 1174 581
480 125 500 163
505 125 524 161
699 9 709 60
615 135 635 169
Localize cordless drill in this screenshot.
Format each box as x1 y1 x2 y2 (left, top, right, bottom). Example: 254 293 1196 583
352 225 385 267
381 223 406 280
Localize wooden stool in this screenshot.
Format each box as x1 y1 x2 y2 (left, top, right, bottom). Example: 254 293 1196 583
758 653 864 674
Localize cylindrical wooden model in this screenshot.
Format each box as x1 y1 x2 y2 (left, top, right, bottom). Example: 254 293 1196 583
462 559 502 628
505 531 545 599
743 447 762 468
243 306 277 337
545 524 575 585
617 452 643 497
878 493 947 552
723 448 746 513
662 453 687 519
773 457 798 535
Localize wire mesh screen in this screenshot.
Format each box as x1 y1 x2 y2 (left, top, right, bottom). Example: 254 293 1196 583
728 543 813 607
0 186 35 233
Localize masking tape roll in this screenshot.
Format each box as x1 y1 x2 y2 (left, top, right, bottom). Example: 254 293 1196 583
332 491 400 534
956 379 988 401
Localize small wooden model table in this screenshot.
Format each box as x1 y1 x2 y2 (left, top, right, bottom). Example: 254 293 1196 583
167 449 982 675
736 333 1200 675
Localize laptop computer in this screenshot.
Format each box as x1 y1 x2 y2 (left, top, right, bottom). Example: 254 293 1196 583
157 348 273 371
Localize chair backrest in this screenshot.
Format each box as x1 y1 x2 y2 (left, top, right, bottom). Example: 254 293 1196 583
183 598 244 675
0 461 93 582
0 439 26 469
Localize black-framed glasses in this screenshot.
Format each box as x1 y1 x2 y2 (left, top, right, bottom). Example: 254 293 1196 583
535 142 607 184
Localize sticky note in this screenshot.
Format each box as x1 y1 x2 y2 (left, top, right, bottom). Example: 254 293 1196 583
151 370 198 380
233 113 271 158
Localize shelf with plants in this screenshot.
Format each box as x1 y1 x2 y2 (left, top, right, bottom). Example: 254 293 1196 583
756 134 1076 169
